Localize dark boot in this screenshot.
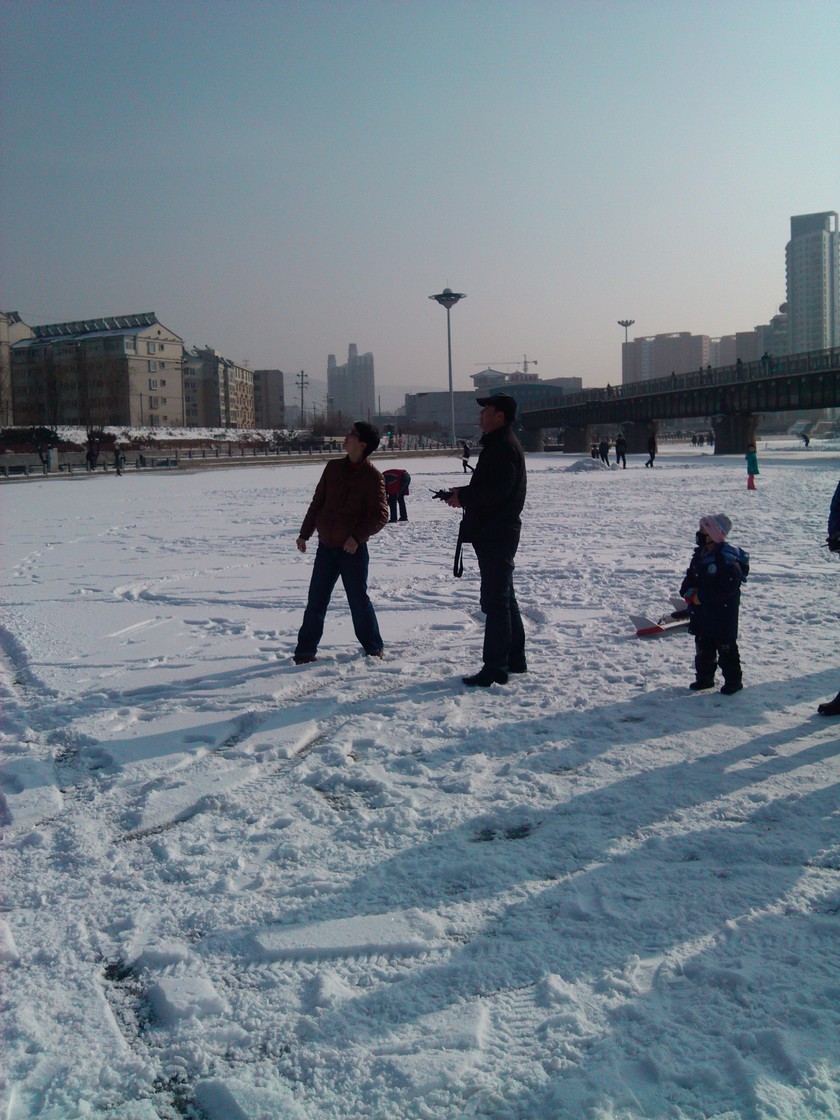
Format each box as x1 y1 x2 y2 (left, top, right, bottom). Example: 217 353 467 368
818 691 840 716
720 681 743 695
693 637 717 690
463 666 508 687
718 641 742 696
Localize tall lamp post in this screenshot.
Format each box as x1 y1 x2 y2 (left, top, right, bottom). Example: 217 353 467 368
617 320 635 385
429 288 466 447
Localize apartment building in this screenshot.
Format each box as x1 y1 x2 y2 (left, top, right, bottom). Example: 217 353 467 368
622 332 711 385
253 369 285 429
11 313 184 427
183 347 255 428
0 311 34 426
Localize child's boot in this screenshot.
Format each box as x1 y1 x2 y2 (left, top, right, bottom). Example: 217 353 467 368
720 680 743 695
818 691 840 716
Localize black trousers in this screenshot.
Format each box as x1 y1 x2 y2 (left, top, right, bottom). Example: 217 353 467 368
388 495 407 521
473 531 525 672
694 635 741 686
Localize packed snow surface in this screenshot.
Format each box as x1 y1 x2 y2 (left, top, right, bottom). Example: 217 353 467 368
1 442 839 1120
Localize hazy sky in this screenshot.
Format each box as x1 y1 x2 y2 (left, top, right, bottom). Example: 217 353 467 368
1 1 838 395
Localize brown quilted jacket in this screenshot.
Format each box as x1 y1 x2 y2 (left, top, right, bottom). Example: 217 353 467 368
299 457 388 548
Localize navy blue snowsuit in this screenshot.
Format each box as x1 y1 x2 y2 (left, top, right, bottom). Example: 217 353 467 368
680 540 749 688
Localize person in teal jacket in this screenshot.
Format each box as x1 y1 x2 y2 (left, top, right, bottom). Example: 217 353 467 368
745 442 759 490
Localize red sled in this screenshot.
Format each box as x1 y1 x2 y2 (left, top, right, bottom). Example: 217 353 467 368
630 597 691 638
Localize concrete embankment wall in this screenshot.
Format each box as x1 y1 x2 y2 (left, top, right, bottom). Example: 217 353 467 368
1 447 459 481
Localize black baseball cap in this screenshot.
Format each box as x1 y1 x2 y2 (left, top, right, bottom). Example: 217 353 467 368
476 394 517 422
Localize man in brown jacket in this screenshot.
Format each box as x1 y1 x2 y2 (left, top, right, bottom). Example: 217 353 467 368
293 421 389 664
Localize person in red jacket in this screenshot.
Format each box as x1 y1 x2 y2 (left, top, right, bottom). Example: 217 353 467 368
383 468 411 522
293 422 388 664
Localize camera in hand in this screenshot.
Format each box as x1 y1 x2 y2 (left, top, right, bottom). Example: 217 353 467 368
431 488 453 501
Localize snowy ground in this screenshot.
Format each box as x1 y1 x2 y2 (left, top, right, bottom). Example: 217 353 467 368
1 441 839 1120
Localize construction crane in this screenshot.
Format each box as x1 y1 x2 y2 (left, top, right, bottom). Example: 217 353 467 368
476 355 538 374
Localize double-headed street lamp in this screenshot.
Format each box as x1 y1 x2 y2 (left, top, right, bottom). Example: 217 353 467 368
429 288 466 447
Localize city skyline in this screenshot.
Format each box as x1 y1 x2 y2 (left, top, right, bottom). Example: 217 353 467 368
1 1 838 392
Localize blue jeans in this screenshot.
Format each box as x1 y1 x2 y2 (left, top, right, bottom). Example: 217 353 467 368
473 531 525 672
294 543 383 659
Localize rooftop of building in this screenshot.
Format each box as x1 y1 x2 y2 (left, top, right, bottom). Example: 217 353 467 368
32 313 162 338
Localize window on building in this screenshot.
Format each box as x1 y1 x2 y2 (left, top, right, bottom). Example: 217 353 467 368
149 379 158 390
147 342 156 354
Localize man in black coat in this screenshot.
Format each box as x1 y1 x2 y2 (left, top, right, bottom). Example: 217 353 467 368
445 395 527 686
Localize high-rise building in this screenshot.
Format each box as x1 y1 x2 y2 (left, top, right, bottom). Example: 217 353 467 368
786 211 839 353
327 343 375 425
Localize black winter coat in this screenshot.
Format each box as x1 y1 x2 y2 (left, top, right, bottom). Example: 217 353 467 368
679 542 749 641
456 425 526 543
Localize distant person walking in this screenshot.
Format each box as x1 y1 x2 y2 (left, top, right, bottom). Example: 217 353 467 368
292 422 388 665
614 433 627 469
745 442 759 490
461 441 473 473
598 437 610 466
645 433 658 467
113 446 125 476
383 467 411 522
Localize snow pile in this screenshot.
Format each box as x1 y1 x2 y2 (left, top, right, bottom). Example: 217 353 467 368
1 445 839 1119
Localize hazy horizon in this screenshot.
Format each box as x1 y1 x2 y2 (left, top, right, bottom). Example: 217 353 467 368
1 1 838 392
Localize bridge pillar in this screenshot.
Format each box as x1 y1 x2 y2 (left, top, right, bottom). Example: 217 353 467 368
521 427 544 453
562 425 593 453
711 414 757 455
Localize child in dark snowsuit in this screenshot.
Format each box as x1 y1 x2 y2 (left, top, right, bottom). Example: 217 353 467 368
679 513 749 695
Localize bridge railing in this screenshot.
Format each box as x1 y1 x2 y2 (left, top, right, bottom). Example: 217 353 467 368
522 347 840 416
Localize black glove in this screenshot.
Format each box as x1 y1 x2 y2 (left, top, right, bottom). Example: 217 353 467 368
828 533 840 554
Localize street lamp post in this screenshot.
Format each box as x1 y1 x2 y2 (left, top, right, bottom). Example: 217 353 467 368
429 288 466 447
617 320 635 385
